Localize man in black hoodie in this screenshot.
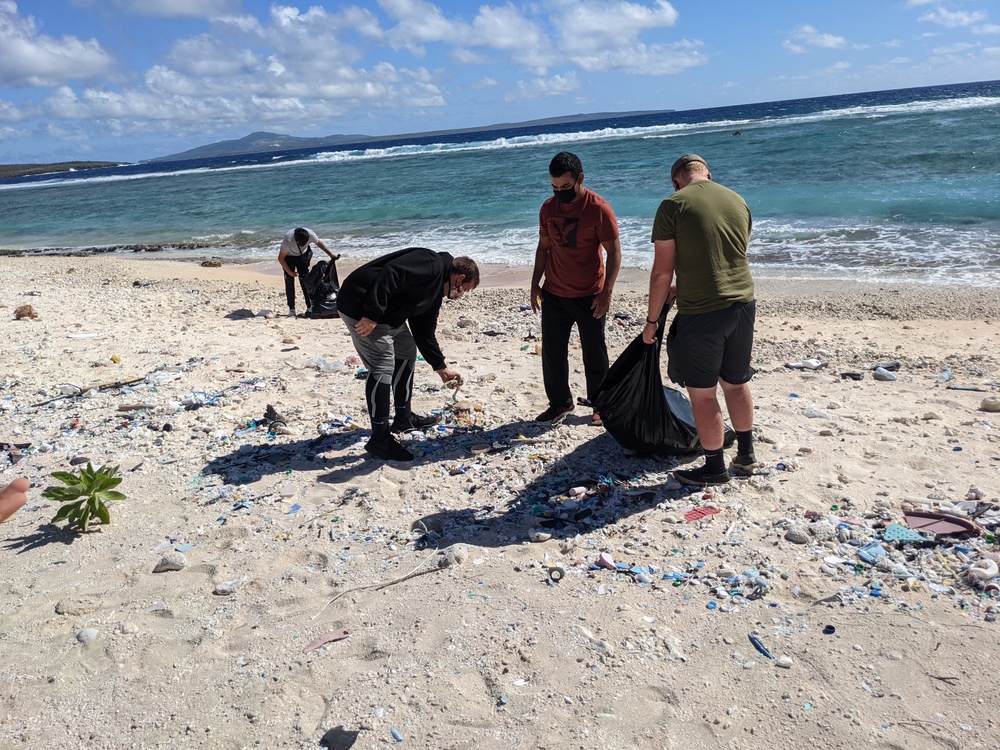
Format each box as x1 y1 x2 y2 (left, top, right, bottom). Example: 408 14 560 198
337 248 480 461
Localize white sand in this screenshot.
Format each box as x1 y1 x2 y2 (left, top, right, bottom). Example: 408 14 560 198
1 255 999 749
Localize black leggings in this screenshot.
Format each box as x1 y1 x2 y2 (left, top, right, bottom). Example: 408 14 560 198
283 251 312 309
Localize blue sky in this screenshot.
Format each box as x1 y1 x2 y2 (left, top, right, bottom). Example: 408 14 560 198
1 0 998 163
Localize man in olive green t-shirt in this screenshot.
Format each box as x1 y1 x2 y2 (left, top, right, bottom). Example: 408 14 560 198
642 154 758 486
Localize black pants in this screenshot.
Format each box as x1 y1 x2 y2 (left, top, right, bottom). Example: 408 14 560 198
540 288 608 407
283 251 312 309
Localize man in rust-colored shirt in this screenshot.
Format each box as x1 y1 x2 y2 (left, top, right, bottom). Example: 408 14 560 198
530 151 621 425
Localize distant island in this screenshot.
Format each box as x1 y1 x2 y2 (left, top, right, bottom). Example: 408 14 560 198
0 161 122 179
150 109 673 162
0 109 673 175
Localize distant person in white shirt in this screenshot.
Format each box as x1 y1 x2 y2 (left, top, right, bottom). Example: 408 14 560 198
278 227 336 317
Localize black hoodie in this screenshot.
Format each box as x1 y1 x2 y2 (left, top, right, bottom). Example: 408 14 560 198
337 247 454 371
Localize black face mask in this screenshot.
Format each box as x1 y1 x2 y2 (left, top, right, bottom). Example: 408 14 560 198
553 184 578 203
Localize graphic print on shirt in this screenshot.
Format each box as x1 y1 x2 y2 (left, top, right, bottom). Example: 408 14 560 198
553 218 580 248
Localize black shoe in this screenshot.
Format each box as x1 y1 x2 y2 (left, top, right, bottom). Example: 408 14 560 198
730 453 761 476
535 403 574 423
674 465 730 486
390 413 440 433
364 435 414 461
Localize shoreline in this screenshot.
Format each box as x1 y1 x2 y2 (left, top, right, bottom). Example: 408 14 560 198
63 254 1000 320
5 245 1000 293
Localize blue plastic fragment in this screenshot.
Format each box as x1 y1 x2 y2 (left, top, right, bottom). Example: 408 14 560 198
390 727 404 742
286 503 302 514
856 541 887 565
175 543 194 552
706 601 718 610
748 633 774 659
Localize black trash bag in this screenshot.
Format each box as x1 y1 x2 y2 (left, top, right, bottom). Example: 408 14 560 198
303 255 341 318
593 305 735 456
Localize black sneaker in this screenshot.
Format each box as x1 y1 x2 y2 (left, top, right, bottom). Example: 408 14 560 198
390 413 440 433
730 453 761 476
364 435 414 461
674 465 730 486
535 403 574 423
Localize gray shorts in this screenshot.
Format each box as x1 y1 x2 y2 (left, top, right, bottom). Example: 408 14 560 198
340 313 416 382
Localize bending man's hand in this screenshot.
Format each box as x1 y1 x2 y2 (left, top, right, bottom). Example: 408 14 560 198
0 478 29 523
354 317 378 337
437 368 463 387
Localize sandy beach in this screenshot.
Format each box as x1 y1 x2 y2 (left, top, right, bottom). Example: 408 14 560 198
2 255 999 750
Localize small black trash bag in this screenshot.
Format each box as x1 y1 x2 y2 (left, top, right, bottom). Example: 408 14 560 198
593 305 734 456
303 255 341 318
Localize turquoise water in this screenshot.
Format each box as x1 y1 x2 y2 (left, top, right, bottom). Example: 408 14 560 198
2 80 999 286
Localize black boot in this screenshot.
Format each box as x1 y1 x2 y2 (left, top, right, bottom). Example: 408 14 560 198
389 359 441 433
364 375 413 461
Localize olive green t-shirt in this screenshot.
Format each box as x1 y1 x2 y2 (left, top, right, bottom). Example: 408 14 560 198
650 180 754 314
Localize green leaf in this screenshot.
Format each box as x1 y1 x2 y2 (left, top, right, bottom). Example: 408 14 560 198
92 475 122 493
98 490 127 503
95 504 110 525
79 511 90 532
51 503 76 523
44 487 84 503
50 471 80 486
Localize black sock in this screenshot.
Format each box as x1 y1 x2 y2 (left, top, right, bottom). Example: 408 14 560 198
736 429 754 457
704 447 726 474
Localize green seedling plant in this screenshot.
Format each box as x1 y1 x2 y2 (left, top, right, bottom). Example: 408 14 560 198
43 463 125 531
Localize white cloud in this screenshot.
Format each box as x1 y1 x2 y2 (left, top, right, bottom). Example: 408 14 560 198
166 36 261 77
46 122 88 140
905 0 935 5
918 8 987 28
0 1 114 86
572 41 706 75
452 48 491 65
469 5 547 53
933 41 977 54
974 23 1000 34
0 97 24 121
509 72 580 100
378 0 466 54
783 24 848 54
549 0 679 51
0 125 22 140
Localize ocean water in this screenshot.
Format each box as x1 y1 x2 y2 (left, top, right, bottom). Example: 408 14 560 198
2 79 999 286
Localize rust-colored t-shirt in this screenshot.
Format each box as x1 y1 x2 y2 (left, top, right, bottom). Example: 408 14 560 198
539 188 619 298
